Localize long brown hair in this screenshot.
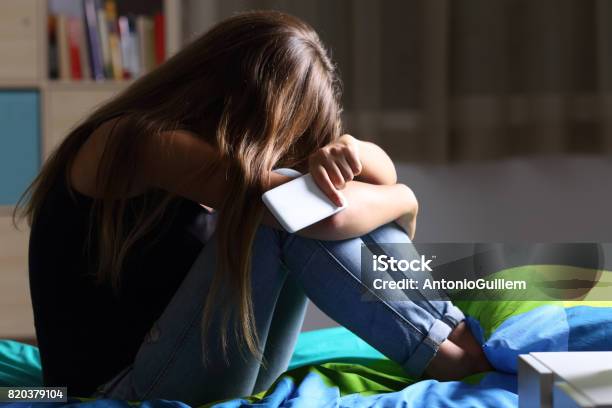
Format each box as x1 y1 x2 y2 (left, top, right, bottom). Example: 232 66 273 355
16 11 342 359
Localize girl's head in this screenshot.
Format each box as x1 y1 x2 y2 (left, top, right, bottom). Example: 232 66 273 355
109 10 343 168
19 11 342 360
190 11 343 167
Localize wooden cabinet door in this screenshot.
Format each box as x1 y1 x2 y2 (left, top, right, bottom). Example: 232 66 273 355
0 0 40 81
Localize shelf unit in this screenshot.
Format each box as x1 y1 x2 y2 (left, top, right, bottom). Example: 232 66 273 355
0 0 185 340
41 0 182 157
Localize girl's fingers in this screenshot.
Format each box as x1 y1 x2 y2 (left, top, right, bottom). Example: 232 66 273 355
324 161 347 189
345 147 362 175
312 165 343 206
335 157 354 184
308 144 358 206
338 135 362 175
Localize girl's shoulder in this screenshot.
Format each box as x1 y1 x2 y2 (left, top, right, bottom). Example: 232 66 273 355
69 115 138 199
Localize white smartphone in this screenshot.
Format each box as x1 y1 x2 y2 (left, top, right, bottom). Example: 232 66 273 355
262 173 347 233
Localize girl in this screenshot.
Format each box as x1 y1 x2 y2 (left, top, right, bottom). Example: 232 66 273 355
19 11 491 405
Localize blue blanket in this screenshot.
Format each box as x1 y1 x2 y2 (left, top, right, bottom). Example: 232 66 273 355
2 302 611 407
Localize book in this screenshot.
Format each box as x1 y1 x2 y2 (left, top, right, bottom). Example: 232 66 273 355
154 12 165 66
48 0 167 81
96 0 112 78
56 14 71 80
83 0 104 80
129 16 142 77
48 15 59 79
137 15 155 74
118 15 140 78
76 15 91 80
118 16 131 78
67 17 83 79
105 0 124 80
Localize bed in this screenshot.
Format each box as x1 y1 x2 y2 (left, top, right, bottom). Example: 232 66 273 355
2 264 612 408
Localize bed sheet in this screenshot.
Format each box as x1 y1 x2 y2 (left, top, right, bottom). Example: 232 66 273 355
2 265 612 407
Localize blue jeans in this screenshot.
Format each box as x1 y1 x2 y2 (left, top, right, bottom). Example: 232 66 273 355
93 218 464 405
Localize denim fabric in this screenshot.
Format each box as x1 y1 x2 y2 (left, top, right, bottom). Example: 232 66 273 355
93 217 464 406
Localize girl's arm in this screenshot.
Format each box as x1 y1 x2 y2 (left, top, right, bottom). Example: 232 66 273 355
303 133 417 240
297 181 417 240
70 120 288 208
140 130 416 241
137 130 416 240
73 121 415 241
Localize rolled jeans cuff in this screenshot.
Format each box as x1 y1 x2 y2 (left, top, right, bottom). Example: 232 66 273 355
402 305 466 378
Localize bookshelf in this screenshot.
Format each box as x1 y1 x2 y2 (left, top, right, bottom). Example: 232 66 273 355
42 0 183 156
0 0 186 341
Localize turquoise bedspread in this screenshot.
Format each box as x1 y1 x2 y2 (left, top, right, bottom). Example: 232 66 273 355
1 328 520 408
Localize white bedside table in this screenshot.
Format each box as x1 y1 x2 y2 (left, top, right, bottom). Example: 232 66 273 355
519 352 612 408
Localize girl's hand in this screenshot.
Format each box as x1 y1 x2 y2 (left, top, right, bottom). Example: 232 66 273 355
308 134 363 206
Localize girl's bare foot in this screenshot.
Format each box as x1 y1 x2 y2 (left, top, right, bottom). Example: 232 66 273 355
424 322 493 380
448 322 486 359
425 340 475 380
